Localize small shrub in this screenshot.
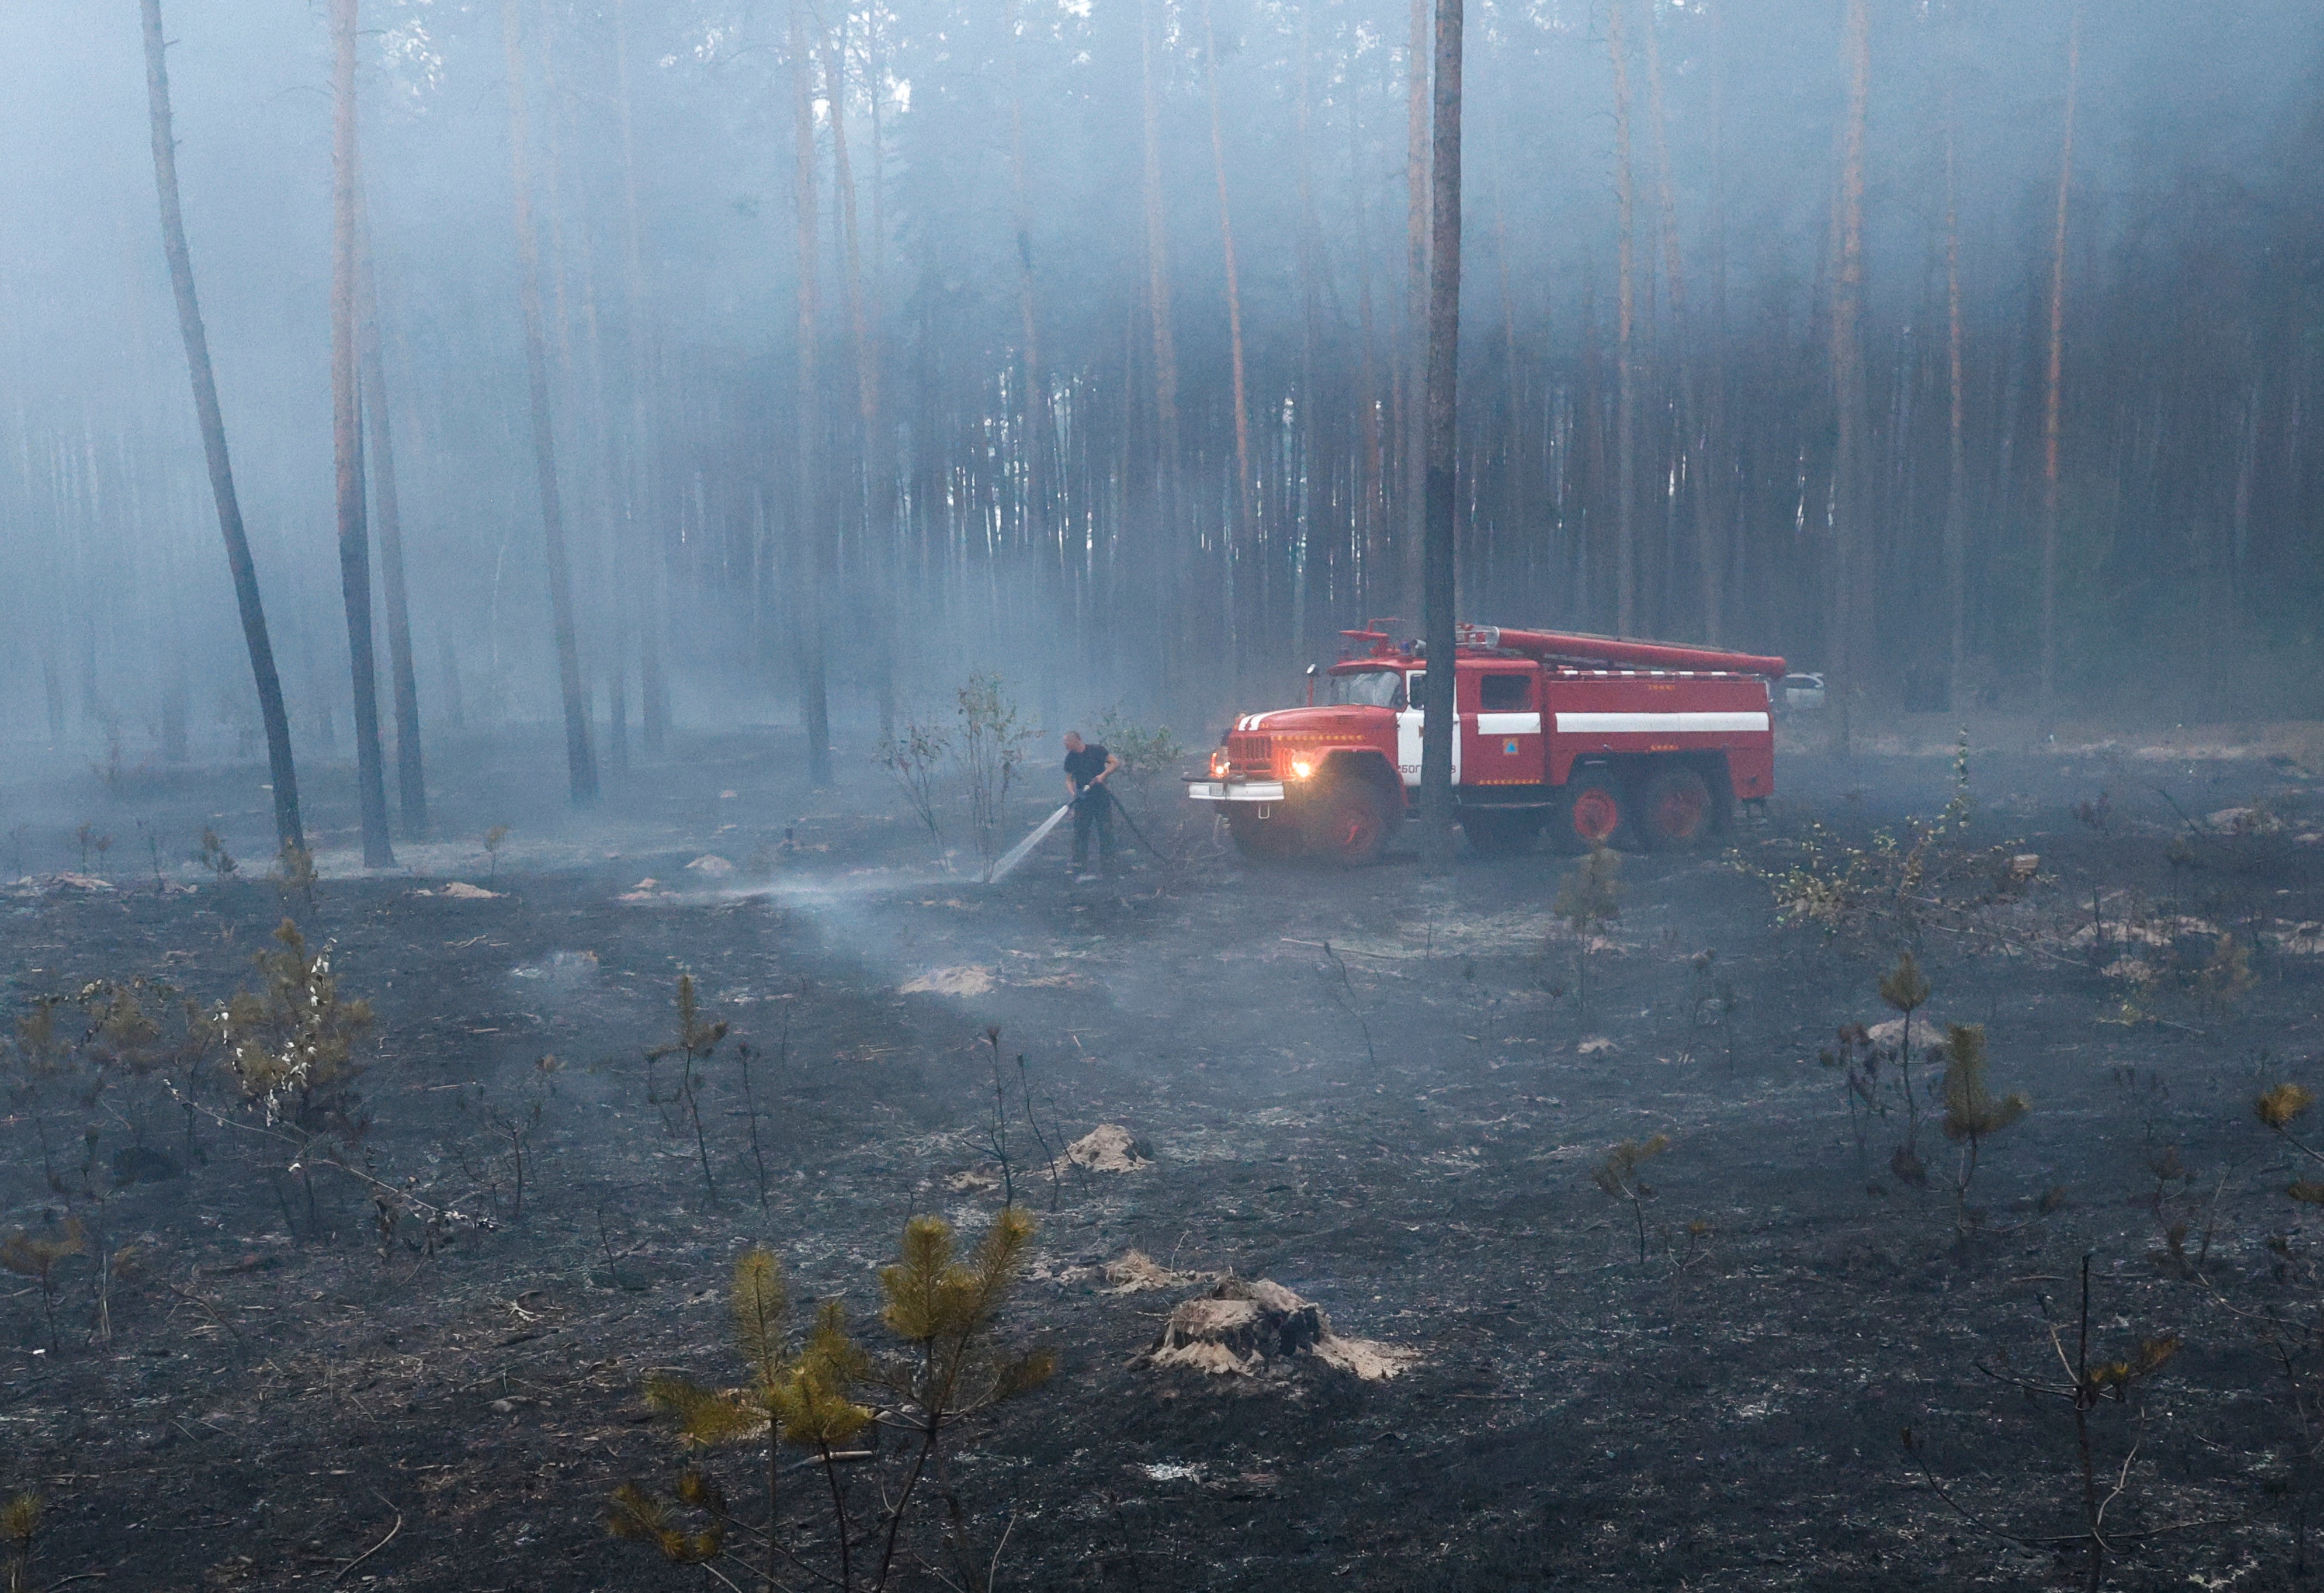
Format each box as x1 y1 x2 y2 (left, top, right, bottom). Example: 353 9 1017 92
876 713 950 844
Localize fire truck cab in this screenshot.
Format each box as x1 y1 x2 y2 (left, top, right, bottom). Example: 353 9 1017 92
1186 622 1785 865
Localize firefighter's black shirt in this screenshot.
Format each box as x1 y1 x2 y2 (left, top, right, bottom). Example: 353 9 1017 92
1064 743 1111 792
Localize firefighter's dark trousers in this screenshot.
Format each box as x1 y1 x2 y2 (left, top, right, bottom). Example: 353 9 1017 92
1071 788 1115 871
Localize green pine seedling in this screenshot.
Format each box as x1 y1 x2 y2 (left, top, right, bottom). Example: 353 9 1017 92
1938 1024 2027 1230
1555 844 1623 1023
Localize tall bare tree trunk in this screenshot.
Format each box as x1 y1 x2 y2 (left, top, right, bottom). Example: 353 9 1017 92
140 0 304 853
1942 80 1968 711
2039 4 2080 722
501 0 598 804
1403 0 1430 623
1608 0 1639 635
1830 0 1870 749
1137 0 1183 676
1005 0 1049 559
355 188 425 837
790 0 833 787
1420 0 1462 863
1642 1 1721 643
1351 81 1385 622
332 0 394 867
612 0 668 755
826 10 892 739
1202 0 1254 678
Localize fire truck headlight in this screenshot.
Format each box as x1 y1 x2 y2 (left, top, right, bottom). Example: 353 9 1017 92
1209 749 1229 778
1290 759 1313 780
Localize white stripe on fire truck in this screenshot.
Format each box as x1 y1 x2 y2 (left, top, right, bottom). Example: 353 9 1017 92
1475 713 1541 735
1553 711 1770 735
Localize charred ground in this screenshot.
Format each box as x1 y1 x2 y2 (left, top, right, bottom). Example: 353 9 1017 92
3 723 2322 1590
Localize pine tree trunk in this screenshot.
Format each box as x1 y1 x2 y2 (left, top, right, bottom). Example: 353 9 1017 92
1830 0 1870 747
1006 0 1050 550
141 0 305 853
1137 0 1183 681
1351 93 1385 624
1403 0 1430 625
1642 2 1721 644
355 188 425 838
791 0 833 787
612 0 668 756
332 0 395 867
828 9 895 741
1943 81 1968 711
2039 5 2080 722
501 0 598 804
1608 0 1639 636
1420 0 1462 864
1202 0 1255 680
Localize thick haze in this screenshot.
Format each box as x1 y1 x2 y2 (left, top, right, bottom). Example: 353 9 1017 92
4 0 2321 778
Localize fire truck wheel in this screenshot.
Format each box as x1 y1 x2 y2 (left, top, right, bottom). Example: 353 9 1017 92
1228 811 1303 862
1552 770 1630 853
1309 782 1390 867
1462 811 1538 857
1640 766 1716 851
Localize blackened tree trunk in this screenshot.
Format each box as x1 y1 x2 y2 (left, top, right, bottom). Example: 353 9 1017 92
355 195 425 837
501 0 598 804
2039 4 2080 721
790 0 833 788
1420 0 1462 863
140 0 304 853
332 0 394 868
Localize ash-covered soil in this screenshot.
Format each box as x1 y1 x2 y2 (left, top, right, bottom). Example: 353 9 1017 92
3 723 2322 1590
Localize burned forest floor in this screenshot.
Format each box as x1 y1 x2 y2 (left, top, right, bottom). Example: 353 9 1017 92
5 715 2324 1591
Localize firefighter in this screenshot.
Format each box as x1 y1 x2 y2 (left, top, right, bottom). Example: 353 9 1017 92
1062 730 1121 881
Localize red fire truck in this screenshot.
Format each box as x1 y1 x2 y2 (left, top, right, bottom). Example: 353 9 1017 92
1186 622 1787 864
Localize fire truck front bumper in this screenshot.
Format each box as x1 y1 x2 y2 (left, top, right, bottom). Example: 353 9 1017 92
1187 780 1288 804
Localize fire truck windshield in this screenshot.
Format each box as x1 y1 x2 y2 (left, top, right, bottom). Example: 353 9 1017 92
1320 669 1405 709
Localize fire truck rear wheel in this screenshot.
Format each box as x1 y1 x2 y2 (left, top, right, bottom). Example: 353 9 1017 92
1640 765 1716 851
1228 810 1302 862
1308 782 1390 867
1551 770 1630 854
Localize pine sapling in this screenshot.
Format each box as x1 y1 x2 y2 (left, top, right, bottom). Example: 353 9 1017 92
873 1208 1053 1592
197 827 237 885
1555 843 1623 1024
612 1246 876 1589
1938 1023 2028 1231
1907 1254 2180 1593
3 1491 38 1593
1591 1135 1667 1265
0 1221 85 1350
648 975 728 1204
1879 950 1933 1183
2254 1083 2324 1206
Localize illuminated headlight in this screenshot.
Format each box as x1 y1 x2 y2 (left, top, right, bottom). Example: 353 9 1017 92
1290 759 1314 780
1209 749 1230 778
